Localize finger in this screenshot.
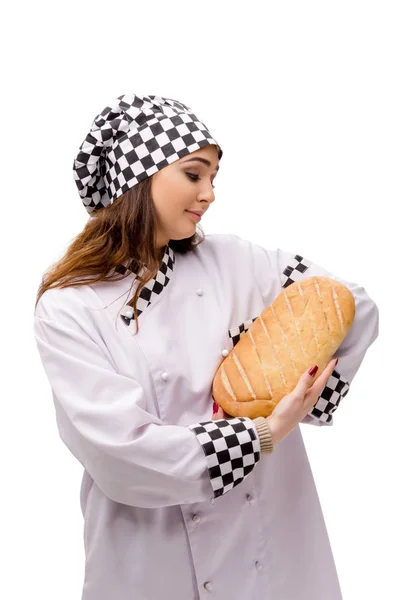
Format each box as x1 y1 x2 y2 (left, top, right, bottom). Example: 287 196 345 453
212 401 225 420
309 358 338 395
212 408 226 419
293 363 328 397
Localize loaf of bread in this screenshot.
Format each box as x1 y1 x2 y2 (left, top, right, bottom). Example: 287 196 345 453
212 276 355 419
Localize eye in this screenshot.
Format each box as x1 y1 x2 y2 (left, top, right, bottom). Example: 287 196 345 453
186 173 216 189
186 173 199 182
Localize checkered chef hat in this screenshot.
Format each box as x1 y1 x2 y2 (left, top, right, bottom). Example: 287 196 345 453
72 93 223 214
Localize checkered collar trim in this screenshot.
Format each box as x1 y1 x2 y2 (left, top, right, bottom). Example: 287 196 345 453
117 245 175 325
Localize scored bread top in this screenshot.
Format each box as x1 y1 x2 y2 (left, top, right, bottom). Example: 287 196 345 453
212 276 355 419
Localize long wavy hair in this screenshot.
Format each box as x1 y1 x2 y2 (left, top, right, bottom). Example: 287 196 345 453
34 175 205 334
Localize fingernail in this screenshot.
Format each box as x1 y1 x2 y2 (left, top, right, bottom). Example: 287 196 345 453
308 365 319 377
335 358 339 366
213 401 219 414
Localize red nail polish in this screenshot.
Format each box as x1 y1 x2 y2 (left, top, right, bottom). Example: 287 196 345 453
308 365 318 377
213 401 219 413
335 359 339 366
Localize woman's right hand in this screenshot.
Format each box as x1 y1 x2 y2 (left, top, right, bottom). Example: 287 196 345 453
267 358 338 445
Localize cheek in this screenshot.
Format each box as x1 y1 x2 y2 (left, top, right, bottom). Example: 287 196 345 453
171 176 192 197
151 172 193 215
168 183 193 211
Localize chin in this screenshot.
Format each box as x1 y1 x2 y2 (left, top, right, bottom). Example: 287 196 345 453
178 229 196 241
169 226 195 242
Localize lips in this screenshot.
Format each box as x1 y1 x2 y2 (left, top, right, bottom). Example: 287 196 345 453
186 210 202 222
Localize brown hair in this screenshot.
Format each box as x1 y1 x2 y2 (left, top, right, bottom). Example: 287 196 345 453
34 176 204 334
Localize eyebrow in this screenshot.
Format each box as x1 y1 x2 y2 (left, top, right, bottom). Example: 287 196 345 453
181 157 220 172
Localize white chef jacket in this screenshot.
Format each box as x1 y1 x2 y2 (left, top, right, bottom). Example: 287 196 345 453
33 232 379 600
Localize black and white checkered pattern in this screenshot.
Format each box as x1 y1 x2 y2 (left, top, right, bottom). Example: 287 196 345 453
306 369 350 424
280 254 312 288
188 418 261 498
118 245 175 326
228 318 258 346
73 94 223 214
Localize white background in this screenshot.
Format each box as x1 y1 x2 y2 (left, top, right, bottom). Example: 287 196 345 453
1 1 395 598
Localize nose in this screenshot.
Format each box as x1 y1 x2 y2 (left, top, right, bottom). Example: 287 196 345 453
198 182 216 205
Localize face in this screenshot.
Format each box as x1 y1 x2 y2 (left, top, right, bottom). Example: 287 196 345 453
151 144 220 252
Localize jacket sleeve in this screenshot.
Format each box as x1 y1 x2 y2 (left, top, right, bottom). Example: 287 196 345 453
33 290 261 508
249 241 379 426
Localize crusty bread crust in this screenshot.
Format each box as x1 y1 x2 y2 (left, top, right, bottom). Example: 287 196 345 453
212 276 355 418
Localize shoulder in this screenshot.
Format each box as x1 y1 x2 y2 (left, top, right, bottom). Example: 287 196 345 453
201 232 250 248
196 232 273 272
34 282 103 334
197 232 254 260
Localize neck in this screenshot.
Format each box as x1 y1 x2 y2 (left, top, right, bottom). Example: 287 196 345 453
155 245 166 262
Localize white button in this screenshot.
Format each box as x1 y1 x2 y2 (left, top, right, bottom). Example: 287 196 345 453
161 372 169 381
255 561 263 572
124 308 133 319
221 348 229 357
204 581 213 591
196 288 204 296
192 514 201 524
246 494 254 504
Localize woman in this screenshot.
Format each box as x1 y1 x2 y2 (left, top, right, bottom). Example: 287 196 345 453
33 93 379 600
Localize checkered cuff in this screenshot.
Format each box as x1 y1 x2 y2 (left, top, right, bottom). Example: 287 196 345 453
188 418 261 499
302 369 350 426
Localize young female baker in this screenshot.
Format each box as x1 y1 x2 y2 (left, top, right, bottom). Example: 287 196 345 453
33 93 379 600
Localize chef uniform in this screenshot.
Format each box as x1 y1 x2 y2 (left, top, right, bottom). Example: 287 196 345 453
33 94 379 600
